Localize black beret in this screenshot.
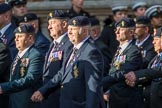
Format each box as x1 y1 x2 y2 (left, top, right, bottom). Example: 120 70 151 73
18 13 38 23
47 10 69 20
14 24 35 34
135 16 151 25
115 18 135 28
145 5 162 18
8 0 27 7
89 17 100 26
0 3 11 14
68 16 90 27
154 27 162 37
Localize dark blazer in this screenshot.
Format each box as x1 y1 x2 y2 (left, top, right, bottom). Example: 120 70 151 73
35 31 50 56
67 7 90 19
39 37 105 108
134 53 162 108
0 46 44 108
103 41 143 108
3 23 18 60
100 22 119 62
137 35 156 69
0 39 11 108
94 37 111 76
41 34 72 108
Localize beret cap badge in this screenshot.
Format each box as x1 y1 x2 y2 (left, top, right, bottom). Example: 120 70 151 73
73 20 77 26
24 16 27 22
18 27 22 32
49 12 53 18
121 21 125 27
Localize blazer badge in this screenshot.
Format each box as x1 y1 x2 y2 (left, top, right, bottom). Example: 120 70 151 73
73 65 79 78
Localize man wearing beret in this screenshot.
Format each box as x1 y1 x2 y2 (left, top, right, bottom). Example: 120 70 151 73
134 16 157 108
31 16 105 108
0 38 12 108
132 2 147 17
125 27 162 108
102 18 143 108
144 5 162 35
0 24 44 108
67 0 90 19
89 16 111 76
40 10 72 108
8 0 28 27
0 3 18 60
18 13 50 56
100 5 128 64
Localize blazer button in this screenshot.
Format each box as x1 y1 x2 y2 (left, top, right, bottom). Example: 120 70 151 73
61 85 64 88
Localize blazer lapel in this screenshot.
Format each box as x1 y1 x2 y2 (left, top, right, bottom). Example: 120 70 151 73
61 38 89 82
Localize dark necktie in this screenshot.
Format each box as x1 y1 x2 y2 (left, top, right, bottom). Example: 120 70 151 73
11 55 20 75
66 47 78 68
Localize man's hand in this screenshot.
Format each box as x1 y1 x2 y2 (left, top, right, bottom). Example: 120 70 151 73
31 91 44 102
103 92 110 102
124 71 136 87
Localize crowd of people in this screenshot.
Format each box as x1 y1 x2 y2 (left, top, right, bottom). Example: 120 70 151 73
0 0 162 108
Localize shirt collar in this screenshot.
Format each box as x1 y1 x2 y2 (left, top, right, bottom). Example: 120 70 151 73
74 35 90 50
119 40 132 54
0 23 11 35
18 45 32 58
53 32 67 44
136 34 150 47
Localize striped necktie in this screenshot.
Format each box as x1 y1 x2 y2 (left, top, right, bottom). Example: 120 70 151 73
66 47 78 68
11 55 20 75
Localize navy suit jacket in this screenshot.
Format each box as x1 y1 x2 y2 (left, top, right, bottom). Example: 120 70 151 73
3 23 18 60
0 39 11 108
39 37 105 108
35 31 50 56
137 35 156 69
0 46 44 108
41 34 72 108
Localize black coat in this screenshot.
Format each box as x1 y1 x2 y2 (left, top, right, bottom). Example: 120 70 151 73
0 39 11 108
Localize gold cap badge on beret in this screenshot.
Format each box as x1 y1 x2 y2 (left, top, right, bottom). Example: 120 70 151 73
49 12 53 18
72 20 77 26
24 16 27 22
121 21 125 27
18 27 22 32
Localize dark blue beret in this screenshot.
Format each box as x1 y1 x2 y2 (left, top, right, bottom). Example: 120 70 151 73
0 3 11 14
89 17 100 26
18 13 38 23
145 5 162 18
68 16 90 27
47 10 69 20
115 18 135 28
8 0 27 7
154 27 162 37
135 16 151 25
14 24 35 34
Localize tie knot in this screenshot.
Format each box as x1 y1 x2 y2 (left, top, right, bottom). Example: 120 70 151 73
73 47 78 54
